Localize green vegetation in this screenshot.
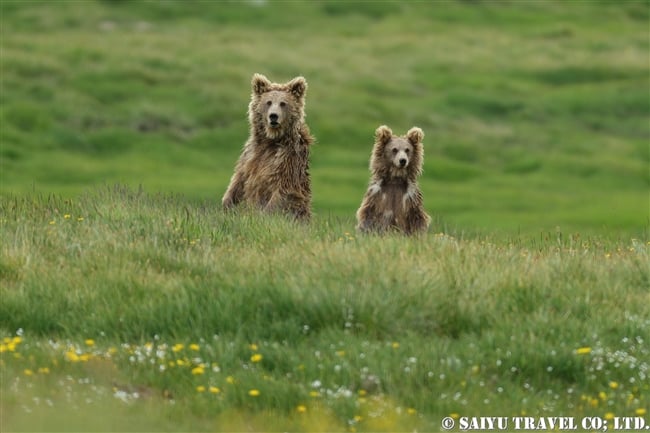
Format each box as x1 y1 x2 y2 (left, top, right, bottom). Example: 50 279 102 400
1 188 649 431
1 1 649 431
1 0 648 235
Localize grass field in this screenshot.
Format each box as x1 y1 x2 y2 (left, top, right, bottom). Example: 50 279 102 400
1 0 649 431
1 0 648 234
1 187 648 431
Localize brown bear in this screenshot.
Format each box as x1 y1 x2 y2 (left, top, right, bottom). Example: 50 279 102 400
222 73 314 220
356 125 431 235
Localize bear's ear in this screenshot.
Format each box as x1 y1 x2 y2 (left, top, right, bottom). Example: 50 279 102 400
406 127 424 145
287 76 307 99
375 125 393 145
252 73 272 96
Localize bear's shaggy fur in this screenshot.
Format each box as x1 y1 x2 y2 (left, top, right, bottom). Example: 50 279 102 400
222 73 314 220
356 125 431 235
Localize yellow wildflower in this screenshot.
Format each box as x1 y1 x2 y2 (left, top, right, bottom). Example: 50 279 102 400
248 389 260 397
24 369 34 376
296 404 307 413
189 343 200 351
191 366 205 375
358 389 367 396
450 413 460 420
391 342 400 349
85 339 95 347
196 385 206 393
407 408 417 415
575 347 592 355
66 351 80 362
609 381 619 389
38 367 50 374
250 353 263 363
226 376 235 384
604 413 615 421
249 343 258 351
77 217 84 222
599 391 607 401
636 408 646 416
353 415 363 422
336 350 345 357
64 214 71 219
209 386 220 394
309 390 320 397
172 343 184 352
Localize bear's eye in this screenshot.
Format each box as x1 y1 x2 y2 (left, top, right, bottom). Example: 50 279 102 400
266 101 272 106
405 149 410 154
280 101 286 107
392 148 398 154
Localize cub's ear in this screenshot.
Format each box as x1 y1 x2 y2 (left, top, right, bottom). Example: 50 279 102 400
287 76 307 99
375 125 393 145
406 127 424 145
252 73 272 96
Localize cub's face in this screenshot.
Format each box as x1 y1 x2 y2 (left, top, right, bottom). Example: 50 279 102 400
384 137 414 170
372 125 424 180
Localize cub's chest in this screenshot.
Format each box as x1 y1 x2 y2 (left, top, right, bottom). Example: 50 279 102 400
380 182 408 206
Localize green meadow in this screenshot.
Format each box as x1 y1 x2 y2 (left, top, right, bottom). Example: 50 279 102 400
1 0 648 234
1 0 649 431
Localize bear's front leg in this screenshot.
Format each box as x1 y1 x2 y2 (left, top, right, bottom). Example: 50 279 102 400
283 192 311 222
222 169 247 209
404 207 431 235
356 194 382 233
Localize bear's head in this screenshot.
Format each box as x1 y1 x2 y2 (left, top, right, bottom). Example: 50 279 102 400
249 73 307 140
371 125 424 181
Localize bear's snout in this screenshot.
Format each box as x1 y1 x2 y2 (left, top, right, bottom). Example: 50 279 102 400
269 113 279 126
399 158 407 167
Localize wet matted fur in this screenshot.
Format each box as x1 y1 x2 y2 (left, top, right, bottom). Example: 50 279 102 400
356 125 431 235
222 73 314 220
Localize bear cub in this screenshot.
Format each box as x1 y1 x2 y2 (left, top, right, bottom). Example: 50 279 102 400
356 125 431 235
222 73 314 220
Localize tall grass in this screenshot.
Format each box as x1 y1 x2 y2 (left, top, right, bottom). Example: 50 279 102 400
1 1 648 430
2 187 648 431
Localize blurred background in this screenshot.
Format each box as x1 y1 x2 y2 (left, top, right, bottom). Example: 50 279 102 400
1 0 648 236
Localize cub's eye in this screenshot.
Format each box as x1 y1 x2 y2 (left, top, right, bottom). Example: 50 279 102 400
280 101 286 107
392 148 398 154
266 101 272 106
405 149 410 154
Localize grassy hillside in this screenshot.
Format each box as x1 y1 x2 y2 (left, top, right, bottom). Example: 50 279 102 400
1 188 649 431
1 1 649 431
1 0 648 235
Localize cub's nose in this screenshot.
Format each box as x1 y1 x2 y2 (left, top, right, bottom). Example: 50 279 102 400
399 158 407 167
269 113 279 124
